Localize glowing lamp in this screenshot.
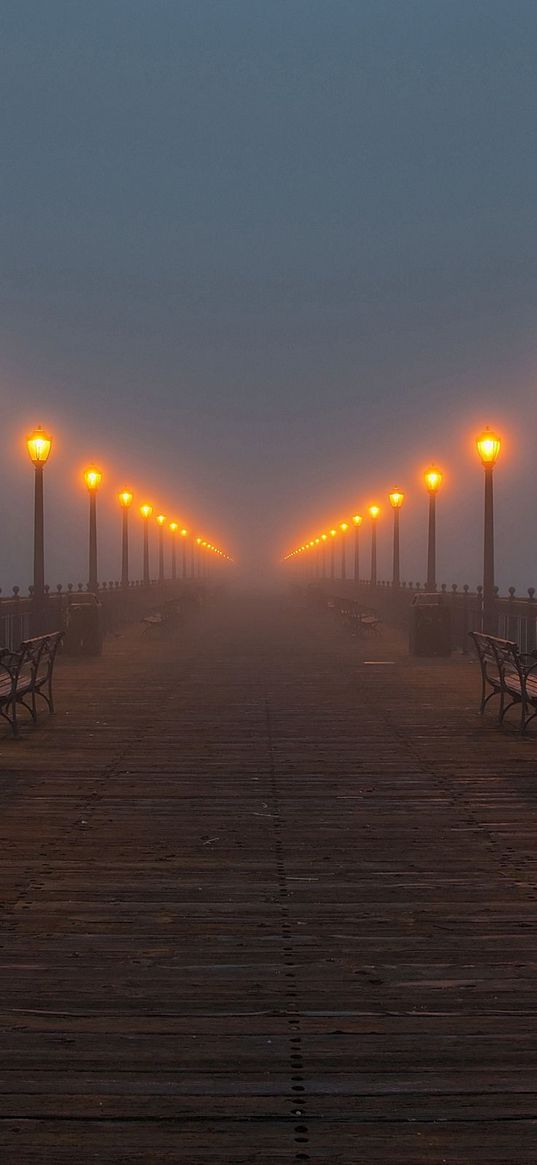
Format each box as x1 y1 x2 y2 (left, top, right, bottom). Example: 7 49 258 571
321 533 328 541
26 426 52 466
389 489 405 509
118 488 133 508
352 514 362 526
181 528 188 537
368 505 380 519
424 467 443 493
84 467 102 491
340 521 349 532
476 427 501 467
330 528 337 537
140 503 153 519
169 521 178 533
156 513 166 526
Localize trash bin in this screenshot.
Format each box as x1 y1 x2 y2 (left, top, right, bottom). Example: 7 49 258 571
409 593 451 657
63 598 103 656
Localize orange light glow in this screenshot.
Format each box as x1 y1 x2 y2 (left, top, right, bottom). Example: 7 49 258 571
340 521 349 532
156 514 166 526
140 503 153 519
424 467 443 493
169 521 178 533
180 527 188 537
26 426 52 466
352 514 362 526
368 505 380 519
330 528 337 537
84 467 102 491
476 427 501 467
321 533 328 541
388 489 405 509
118 488 133 508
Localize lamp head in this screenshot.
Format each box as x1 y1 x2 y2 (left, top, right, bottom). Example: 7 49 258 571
476 427 501 467
368 504 380 519
118 488 133 508
424 467 443 493
389 488 404 509
84 466 102 492
352 514 362 526
26 426 52 466
140 503 153 519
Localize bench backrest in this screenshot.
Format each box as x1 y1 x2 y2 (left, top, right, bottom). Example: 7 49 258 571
20 631 63 684
470 631 521 682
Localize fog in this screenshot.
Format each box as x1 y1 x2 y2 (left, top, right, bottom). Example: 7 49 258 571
1 1 537 594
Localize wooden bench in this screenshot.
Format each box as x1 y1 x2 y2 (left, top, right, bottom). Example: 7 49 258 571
469 630 537 732
336 598 381 638
0 631 63 737
143 598 185 636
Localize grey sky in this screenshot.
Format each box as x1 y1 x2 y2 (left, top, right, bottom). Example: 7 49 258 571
1 0 536 590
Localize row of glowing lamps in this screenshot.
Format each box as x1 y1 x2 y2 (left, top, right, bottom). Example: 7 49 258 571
283 428 501 560
26 427 232 562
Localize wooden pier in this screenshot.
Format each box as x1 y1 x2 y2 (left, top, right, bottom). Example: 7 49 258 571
1 591 537 1162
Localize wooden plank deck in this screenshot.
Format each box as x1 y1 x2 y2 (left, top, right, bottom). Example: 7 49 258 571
1 592 537 1162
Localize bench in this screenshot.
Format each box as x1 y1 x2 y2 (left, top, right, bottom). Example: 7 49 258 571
469 631 537 732
0 631 63 737
335 598 381 638
143 598 185 636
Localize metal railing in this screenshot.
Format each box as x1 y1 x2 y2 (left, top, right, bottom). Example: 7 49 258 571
307 578 537 652
0 578 205 651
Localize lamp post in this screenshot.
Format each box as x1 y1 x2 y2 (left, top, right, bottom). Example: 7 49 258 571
181 528 189 579
388 489 404 587
476 427 501 632
26 426 52 601
352 514 362 583
196 537 202 578
339 522 349 580
424 468 442 590
321 533 327 578
84 467 102 593
169 522 178 581
156 514 167 583
118 489 133 588
329 529 337 580
368 505 380 585
140 504 153 586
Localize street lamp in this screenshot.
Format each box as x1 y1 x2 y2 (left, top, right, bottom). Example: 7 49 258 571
339 522 349 580
424 467 442 590
179 528 189 578
352 515 362 583
329 528 337 581
26 426 52 600
169 521 178 580
320 532 328 579
156 514 167 583
118 489 133 588
476 427 501 632
140 503 153 586
388 489 404 587
368 505 380 585
83 467 102 593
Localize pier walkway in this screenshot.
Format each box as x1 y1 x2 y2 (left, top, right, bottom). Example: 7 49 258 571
1 591 537 1163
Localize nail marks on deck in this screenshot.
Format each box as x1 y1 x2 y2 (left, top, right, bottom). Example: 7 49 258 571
1 594 537 1163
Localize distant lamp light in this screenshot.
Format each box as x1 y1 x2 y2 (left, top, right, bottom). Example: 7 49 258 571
118 488 133 508
156 513 166 526
169 521 178 533
84 467 102 492
339 521 349 532
424 467 443 494
352 514 362 526
140 503 153 519
368 504 380 520
388 488 405 509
